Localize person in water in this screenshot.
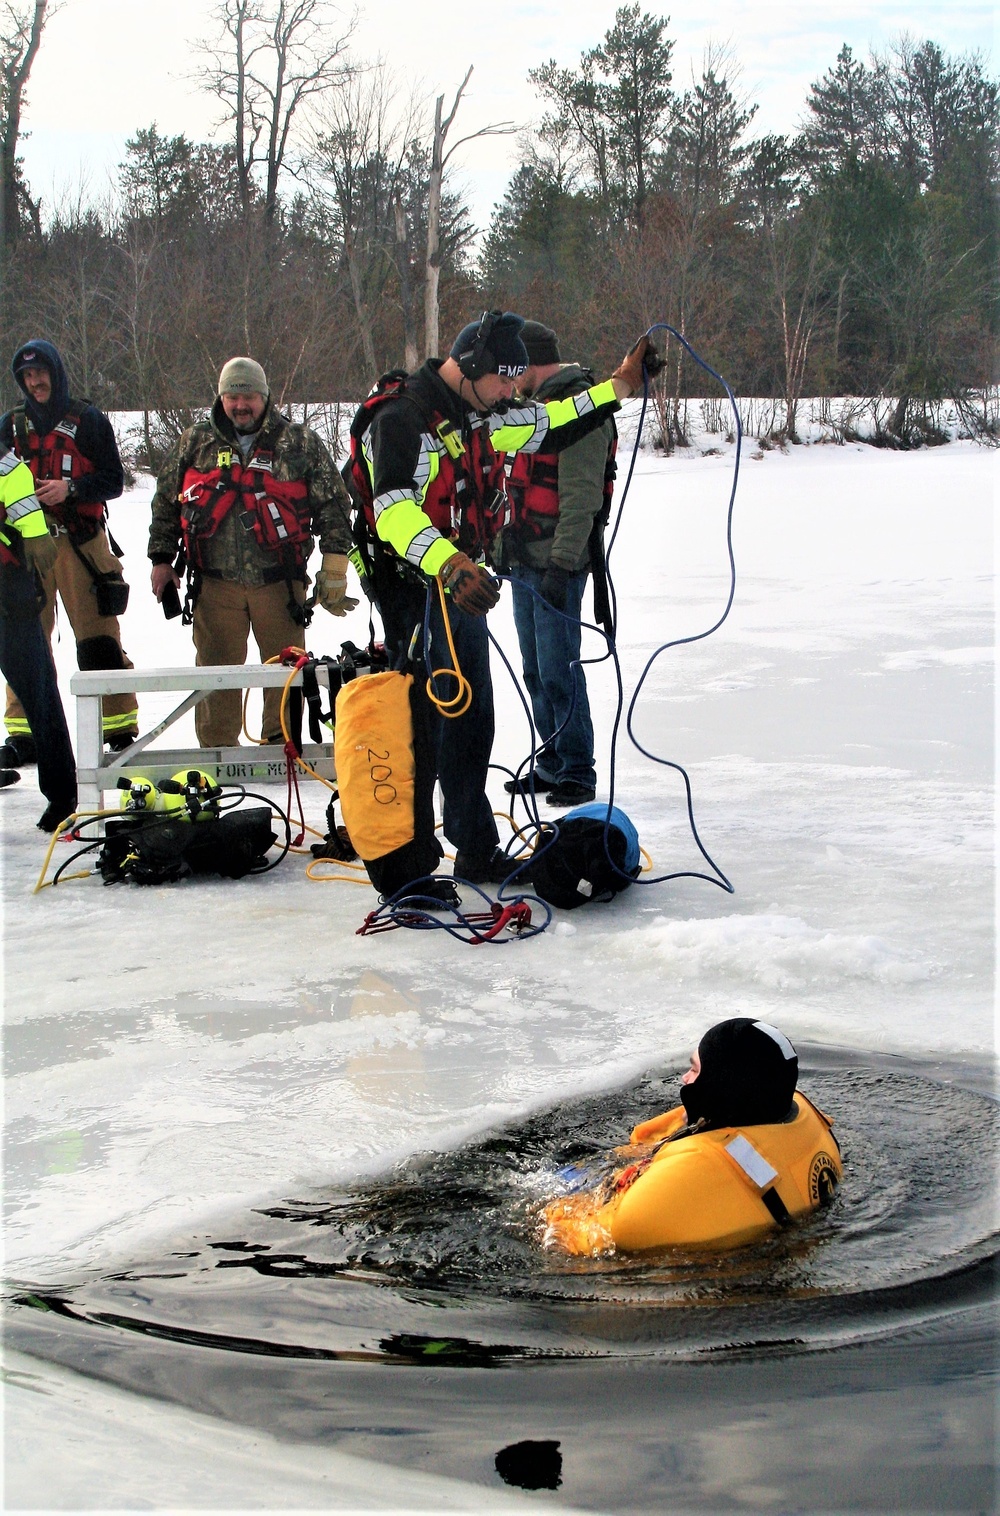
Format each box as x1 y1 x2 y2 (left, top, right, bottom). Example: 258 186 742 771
543 1018 842 1254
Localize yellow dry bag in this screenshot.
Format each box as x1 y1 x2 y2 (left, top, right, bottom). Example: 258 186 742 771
334 670 416 862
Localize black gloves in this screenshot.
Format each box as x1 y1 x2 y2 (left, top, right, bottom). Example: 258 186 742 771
540 563 571 611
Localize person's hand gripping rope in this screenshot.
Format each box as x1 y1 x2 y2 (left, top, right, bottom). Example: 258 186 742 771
438 551 501 616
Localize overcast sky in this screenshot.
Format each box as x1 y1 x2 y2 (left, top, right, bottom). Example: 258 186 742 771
17 0 997 230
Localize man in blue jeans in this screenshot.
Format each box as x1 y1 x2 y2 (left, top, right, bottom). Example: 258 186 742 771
500 322 617 807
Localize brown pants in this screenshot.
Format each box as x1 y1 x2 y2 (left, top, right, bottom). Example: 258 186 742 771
192 576 307 746
4 529 138 739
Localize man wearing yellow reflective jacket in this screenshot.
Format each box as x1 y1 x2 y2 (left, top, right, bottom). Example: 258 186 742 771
350 311 657 886
0 449 77 830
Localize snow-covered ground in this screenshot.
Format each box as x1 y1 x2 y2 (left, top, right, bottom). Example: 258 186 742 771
2 421 995 1508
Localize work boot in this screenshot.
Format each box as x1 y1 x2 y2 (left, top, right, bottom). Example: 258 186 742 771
36 796 77 833
0 742 19 767
106 731 139 754
393 876 460 909
453 848 517 885
7 734 37 765
504 771 557 797
546 781 597 808
0 768 21 788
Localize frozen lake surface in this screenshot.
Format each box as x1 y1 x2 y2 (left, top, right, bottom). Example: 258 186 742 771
3 428 996 1510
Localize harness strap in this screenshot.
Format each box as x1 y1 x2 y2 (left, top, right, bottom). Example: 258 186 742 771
760 1186 791 1225
301 656 343 743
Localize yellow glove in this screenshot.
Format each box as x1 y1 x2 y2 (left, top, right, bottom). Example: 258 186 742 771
315 553 359 618
23 532 58 577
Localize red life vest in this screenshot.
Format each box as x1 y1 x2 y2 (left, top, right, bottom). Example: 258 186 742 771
347 372 506 562
505 422 617 543
178 447 311 571
11 402 105 537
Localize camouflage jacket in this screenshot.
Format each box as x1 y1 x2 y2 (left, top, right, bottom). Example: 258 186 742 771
148 398 353 587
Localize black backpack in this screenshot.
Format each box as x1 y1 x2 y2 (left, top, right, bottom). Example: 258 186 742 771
530 812 640 910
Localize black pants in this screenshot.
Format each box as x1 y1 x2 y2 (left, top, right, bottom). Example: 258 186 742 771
378 577 499 862
0 564 77 808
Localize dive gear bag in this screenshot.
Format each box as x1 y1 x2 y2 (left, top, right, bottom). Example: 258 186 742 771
98 805 277 885
530 802 640 909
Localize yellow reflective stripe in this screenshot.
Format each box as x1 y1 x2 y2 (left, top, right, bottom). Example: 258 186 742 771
587 378 618 410
0 454 38 507
375 495 440 569
490 419 538 452
421 538 457 577
16 505 49 539
490 379 619 455
369 435 446 569
4 718 32 735
102 710 139 733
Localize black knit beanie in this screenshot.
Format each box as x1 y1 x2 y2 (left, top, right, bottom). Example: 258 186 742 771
450 312 528 377
680 1018 799 1127
520 321 561 366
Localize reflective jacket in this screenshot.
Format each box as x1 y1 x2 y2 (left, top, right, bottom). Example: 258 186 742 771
0 450 49 568
351 372 506 568
503 364 617 573
358 359 621 579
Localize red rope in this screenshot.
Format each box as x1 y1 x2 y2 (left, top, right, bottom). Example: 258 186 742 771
278 649 309 846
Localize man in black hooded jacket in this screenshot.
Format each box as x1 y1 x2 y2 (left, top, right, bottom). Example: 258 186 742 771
0 340 138 761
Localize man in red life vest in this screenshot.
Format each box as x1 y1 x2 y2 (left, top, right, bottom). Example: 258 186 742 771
0 340 138 761
148 357 356 748
500 322 617 808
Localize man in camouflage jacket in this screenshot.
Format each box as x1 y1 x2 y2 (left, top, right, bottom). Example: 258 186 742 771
148 357 356 747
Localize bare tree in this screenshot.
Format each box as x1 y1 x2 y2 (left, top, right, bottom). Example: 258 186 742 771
1 0 50 255
309 62 419 374
762 202 834 441
200 0 354 221
424 66 514 357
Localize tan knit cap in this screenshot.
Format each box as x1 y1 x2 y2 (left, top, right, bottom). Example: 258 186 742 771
218 356 268 397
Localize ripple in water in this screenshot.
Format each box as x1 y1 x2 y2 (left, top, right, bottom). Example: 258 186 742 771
10 1055 1000 1362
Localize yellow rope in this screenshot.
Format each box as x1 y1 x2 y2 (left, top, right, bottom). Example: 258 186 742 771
425 576 472 718
269 652 340 793
34 809 119 893
304 857 371 884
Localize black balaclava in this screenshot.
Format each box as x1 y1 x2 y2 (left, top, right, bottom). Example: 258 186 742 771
680 1017 799 1128
11 339 70 434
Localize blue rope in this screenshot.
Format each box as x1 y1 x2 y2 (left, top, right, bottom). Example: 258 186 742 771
500 322 742 896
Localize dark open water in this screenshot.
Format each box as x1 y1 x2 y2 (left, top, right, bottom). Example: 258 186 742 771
7 1046 998 1512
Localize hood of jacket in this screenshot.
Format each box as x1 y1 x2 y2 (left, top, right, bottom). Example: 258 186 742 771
529 362 593 404
11 339 71 434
